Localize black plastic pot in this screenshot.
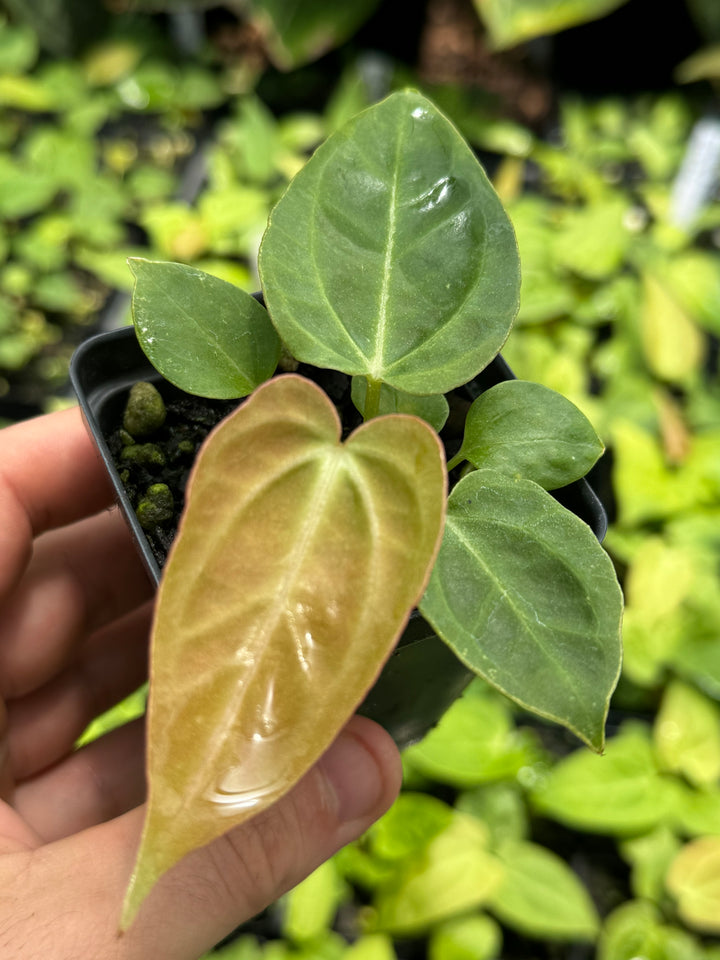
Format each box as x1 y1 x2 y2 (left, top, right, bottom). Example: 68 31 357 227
70 325 607 749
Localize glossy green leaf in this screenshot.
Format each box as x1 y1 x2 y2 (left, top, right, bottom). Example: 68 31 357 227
667 837 720 934
259 90 520 396
640 272 704 385
654 680 720 786
0 21 38 74
370 812 504 934
474 0 629 49
487 840 600 941
282 861 347 944
671 783 720 837
247 0 380 69
129 259 281 399
121 375 446 928
428 914 502 960
676 44 720 83
0 156 57 217
370 793 455 863
419 470 623 750
598 900 704 960
531 724 677 835
553 196 631 280
456 783 529 846
351 378 449 431
662 251 720 337
344 935 397 960
620 826 682 902
449 380 604 488
403 681 540 787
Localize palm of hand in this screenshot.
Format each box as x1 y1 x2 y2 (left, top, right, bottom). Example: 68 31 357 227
0 408 401 960
0 408 152 854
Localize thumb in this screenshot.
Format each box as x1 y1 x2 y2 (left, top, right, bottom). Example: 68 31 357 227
24 715 401 960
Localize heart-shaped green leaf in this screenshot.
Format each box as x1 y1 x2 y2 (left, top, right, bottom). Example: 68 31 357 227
122 374 446 928
419 470 622 750
449 379 604 488
351 377 449 431
258 90 520 395
129 258 281 398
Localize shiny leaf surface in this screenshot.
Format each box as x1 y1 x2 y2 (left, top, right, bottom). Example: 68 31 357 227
122 374 446 927
259 90 520 395
419 470 622 750
129 258 281 398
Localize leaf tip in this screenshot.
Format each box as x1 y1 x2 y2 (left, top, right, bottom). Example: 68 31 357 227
127 256 148 276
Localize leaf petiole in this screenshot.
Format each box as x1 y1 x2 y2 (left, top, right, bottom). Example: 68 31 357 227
364 376 383 420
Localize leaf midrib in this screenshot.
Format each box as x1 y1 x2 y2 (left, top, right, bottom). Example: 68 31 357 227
172 446 347 822
369 121 404 379
441 511 595 700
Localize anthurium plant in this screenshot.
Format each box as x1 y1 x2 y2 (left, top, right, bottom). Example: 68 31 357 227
117 89 623 928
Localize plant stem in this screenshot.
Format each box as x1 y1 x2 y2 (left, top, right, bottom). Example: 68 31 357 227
446 451 464 472
364 377 382 420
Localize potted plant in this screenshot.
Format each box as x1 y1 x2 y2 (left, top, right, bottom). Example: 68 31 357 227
70 89 623 930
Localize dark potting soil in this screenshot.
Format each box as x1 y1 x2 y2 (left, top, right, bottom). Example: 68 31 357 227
107 388 238 568
107 363 371 570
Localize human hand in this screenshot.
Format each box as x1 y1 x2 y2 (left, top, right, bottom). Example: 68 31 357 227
0 408 402 959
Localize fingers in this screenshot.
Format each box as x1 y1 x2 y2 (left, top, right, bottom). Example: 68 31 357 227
7 603 151 783
0 408 114 600
14 718 147 843
12 716 401 960
0 509 152 700
0 700 12 803
125 716 402 958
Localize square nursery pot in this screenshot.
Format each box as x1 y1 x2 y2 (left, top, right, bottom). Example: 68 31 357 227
70 325 608 749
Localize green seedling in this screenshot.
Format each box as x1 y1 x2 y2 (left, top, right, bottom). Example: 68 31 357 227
119 90 623 929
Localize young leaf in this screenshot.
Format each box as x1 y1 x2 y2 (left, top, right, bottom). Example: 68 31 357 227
259 89 520 396
654 679 720 786
428 914 502 960
598 900 703 960
129 258 281 398
449 380 604 488
620 826 682 902
419 470 622 750
121 374 446 928
371 813 504 934
247 0 380 69
351 377 449 431
487 840 600 941
531 725 677 835
403 682 540 787
667 837 720 934
474 0 628 49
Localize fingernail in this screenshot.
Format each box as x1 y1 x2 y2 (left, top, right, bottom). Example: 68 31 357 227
320 724 385 824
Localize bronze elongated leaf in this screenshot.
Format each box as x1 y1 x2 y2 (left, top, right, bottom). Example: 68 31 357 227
122 374 446 928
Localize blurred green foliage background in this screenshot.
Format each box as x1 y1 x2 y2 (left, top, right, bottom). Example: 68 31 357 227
3 0 720 957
